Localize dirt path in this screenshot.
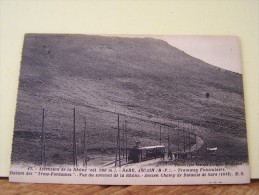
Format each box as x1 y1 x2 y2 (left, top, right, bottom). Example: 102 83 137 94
191 135 204 152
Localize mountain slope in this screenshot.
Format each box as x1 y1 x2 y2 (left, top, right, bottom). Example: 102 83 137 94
12 34 247 165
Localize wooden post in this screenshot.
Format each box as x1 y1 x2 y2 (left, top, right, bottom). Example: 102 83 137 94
183 130 186 152
192 125 194 151
41 108 46 166
196 134 198 153
159 125 162 145
187 125 189 150
83 117 87 167
73 108 77 166
189 129 191 152
122 124 125 158
115 114 121 167
118 114 121 167
125 120 128 162
187 128 189 152
115 117 118 167
177 120 180 151
177 129 180 152
167 128 170 154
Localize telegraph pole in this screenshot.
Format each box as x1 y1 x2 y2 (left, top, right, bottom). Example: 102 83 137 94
167 128 170 154
118 114 121 167
122 124 125 158
115 114 121 167
83 117 87 167
41 108 46 166
125 120 128 162
73 107 77 166
183 130 186 152
196 134 198 153
177 120 180 151
160 125 162 145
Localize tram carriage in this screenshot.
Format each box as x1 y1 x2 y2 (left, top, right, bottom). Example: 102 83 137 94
128 145 165 163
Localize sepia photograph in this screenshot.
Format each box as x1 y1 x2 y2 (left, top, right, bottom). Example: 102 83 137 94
9 34 249 185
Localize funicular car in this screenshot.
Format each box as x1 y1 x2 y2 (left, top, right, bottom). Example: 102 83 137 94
128 145 165 163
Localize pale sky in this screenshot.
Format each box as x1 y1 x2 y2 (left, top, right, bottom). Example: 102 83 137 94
154 36 243 74
106 35 243 74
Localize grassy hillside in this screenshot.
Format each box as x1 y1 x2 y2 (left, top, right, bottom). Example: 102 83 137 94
12 34 247 166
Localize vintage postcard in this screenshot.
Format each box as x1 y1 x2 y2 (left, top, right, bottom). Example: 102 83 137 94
9 34 249 185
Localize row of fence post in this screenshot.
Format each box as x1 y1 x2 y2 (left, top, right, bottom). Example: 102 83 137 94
162 120 198 154
40 107 87 166
40 107 199 166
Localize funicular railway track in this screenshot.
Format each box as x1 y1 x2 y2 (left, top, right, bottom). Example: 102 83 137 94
103 114 203 167
103 135 203 168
